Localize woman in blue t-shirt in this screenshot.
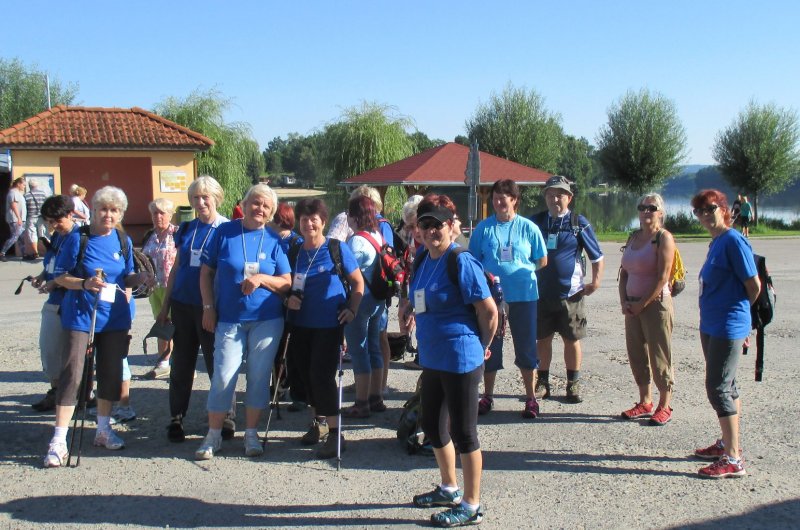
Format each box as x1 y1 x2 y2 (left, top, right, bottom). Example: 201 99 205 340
195 183 291 461
43 186 152 468
468 179 547 419
691 189 760 479
286 198 364 460
406 194 497 527
156 176 229 443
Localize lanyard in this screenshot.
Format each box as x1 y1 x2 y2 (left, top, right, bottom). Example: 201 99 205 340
548 213 567 234
189 219 214 252
417 246 450 291
494 215 516 247
241 220 266 263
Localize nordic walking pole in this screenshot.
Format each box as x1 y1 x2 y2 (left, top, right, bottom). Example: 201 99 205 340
262 328 291 449
67 268 103 467
336 342 344 471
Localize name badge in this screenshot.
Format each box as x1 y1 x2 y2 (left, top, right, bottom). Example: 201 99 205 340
292 272 307 291
100 284 116 303
244 262 259 279
414 288 426 314
500 245 513 262
547 233 558 250
189 249 202 267
46 259 55 274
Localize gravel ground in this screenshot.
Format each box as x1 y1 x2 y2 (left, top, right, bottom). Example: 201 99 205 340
0 237 798 529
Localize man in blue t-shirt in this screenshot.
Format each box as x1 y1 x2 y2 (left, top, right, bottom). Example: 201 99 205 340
530 176 604 403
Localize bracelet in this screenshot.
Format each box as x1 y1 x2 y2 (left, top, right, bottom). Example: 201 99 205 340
82 278 89 290
202 304 213 310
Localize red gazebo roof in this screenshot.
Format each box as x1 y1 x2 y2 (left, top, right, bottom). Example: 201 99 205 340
341 142 552 187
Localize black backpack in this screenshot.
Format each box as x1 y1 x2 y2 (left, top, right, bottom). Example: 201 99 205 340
411 246 494 303
744 254 776 382
76 225 155 299
531 210 587 276
396 375 433 456
287 237 350 297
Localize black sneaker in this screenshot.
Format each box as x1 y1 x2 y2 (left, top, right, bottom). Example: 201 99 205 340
167 417 185 443
222 415 236 440
32 388 57 412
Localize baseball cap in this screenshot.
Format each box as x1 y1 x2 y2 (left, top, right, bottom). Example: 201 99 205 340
416 202 455 223
543 175 573 195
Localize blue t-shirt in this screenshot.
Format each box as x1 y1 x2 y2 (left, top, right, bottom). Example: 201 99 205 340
699 229 757 339
468 214 547 302
56 229 134 332
349 230 382 297
377 216 394 247
267 227 303 255
289 238 359 329
202 220 290 323
171 216 228 306
410 244 491 374
44 226 79 306
531 210 604 300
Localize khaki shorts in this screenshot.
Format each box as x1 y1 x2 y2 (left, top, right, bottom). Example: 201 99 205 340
537 291 587 341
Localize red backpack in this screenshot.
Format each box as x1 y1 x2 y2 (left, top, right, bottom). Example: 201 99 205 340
355 231 406 300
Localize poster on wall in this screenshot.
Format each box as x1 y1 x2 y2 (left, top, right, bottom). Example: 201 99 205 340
159 170 189 193
24 173 55 197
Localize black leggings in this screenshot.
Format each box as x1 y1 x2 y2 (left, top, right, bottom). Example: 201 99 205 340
169 301 215 418
287 325 343 417
420 365 483 454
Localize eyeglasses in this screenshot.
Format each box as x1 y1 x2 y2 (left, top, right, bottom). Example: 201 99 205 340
637 204 659 213
418 219 444 231
693 205 719 216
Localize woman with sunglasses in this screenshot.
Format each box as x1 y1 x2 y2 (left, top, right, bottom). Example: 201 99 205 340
618 193 675 426
406 194 497 527
691 189 760 479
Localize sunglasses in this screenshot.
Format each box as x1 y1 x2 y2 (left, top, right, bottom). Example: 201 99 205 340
418 219 444 231
693 205 719 216
637 204 659 213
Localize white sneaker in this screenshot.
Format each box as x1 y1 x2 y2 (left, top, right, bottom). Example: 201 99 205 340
244 432 264 457
110 405 137 425
93 429 125 450
43 441 68 468
195 433 222 460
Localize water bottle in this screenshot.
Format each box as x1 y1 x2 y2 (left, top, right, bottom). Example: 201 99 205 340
492 276 508 338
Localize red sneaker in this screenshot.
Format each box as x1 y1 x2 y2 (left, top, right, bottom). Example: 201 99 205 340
522 397 539 419
649 406 672 426
694 439 742 460
477 396 494 415
698 455 746 479
621 401 654 419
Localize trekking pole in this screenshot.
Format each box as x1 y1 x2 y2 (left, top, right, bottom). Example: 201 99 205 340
14 275 34 295
67 268 103 467
336 342 345 471
262 328 291 449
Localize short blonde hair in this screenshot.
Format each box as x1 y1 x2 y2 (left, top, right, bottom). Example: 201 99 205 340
402 195 423 225
638 192 665 213
187 175 224 208
70 184 87 197
349 185 383 212
149 198 175 216
243 183 278 220
92 186 128 218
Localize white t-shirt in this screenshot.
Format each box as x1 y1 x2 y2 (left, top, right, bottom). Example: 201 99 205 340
6 189 26 224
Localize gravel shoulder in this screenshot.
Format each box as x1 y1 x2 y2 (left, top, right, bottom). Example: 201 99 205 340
0 237 798 529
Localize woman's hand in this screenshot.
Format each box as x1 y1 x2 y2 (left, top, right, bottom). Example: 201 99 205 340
156 305 171 325
83 275 105 294
241 274 261 295
286 294 302 311
202 307 217 333
337 306 355 325
622 300 645 316
484 346 492 361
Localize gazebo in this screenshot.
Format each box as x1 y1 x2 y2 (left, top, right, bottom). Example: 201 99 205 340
340 142 552 220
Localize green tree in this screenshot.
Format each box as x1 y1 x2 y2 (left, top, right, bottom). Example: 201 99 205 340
596 88 687 194
242 138 264 184
153 89 257 213
263 136 287 174
0 58 78 129
454 135 470 146
321 102 414 187
408 131 445 154
713 100 800 223
557 135 596 193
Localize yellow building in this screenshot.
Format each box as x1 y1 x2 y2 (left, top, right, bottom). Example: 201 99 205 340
0 105 213 242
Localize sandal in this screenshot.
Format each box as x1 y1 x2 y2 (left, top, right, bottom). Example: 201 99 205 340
430 504 483 527
368 395 387 413
342 400 370 418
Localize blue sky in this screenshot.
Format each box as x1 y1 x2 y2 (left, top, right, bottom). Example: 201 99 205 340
4 1 799 164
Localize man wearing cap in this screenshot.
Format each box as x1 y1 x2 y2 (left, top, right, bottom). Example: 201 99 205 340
530 176 604 403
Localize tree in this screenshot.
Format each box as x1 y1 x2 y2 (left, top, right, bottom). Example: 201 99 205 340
0 58 78 129
153 89 258 213
557 135 596 193
454 135 470 146
242 139 264 184
408 131 445 154
263 136 287 173
596 88 687 194
322 102 414 184
713 100 800 223
465 83 563 173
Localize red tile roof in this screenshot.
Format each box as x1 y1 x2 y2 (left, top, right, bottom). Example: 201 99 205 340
0 105 214 151
342 142 552 187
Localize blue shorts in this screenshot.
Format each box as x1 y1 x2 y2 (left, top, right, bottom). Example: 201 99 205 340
485 300 539 372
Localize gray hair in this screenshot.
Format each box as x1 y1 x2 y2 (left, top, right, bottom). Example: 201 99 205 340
402 195 423 225
638 192 665 213
349 185 383 212
187 175 224 208
92 186 128 217
149 197 176 216
243 183 278 220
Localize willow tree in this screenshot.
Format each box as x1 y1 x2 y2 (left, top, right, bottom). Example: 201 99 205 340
153 89 256 213
322 102 414 215
713 100 800 223
596 89 687 194
0 58 78 129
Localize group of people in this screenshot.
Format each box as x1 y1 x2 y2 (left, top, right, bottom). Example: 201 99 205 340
24 172 761 526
